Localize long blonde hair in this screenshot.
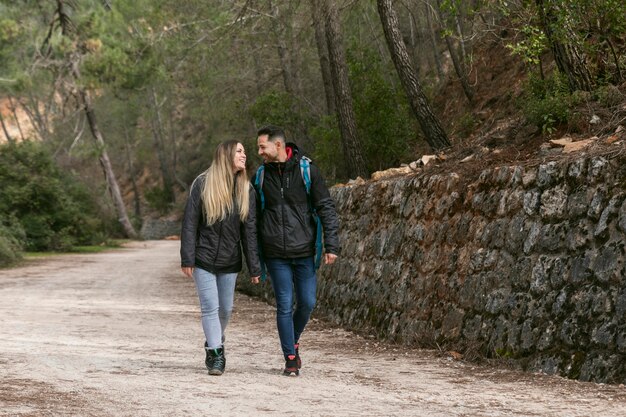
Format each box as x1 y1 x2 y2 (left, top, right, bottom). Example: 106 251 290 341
201 140 250 225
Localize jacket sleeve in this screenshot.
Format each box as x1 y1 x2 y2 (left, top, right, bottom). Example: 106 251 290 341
180 176 203 267
309 163 341 255
241 184 262 276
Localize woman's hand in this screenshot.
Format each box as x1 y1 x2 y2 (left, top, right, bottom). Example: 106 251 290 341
181 267 194 278
250 276 260 284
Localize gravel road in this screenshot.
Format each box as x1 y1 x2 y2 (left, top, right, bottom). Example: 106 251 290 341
1 240 625 416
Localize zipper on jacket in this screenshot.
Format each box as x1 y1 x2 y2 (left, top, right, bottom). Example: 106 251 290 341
278 164 284 198
279 164 287 254
213 221 224 267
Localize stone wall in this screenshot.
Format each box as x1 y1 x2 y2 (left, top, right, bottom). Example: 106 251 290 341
239 154 626 383
140 218 181 240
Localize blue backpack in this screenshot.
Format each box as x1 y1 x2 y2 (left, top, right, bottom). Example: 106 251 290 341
255 156 323 280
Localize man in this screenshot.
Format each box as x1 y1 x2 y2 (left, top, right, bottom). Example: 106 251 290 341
255 125 340 376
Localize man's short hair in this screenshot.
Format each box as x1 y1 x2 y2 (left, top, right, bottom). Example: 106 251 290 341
257 125 286 143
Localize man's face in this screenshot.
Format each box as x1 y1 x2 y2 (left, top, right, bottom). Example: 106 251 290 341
257 134 279 163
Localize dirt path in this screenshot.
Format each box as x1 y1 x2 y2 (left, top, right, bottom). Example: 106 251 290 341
1 240 625 416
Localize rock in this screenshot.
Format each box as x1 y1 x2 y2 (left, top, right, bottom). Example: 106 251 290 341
370 166 412 181
408 161 421 171
590 114 601 124
347 176 366 185
549 137 573 147
618 198 626 233
447 351 463 360
563 139 594 153
537 162 561 188
140 218 181 240
540 186 568 219
539 142 553 154
421 154 438 166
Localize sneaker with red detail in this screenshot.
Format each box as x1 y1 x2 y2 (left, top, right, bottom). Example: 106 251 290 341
294 343 302 369
283 355 299 376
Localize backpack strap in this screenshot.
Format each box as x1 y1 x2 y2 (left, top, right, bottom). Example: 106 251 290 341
300 156 312 194
299 157 323 270
255 165 265 210
254 165 267 280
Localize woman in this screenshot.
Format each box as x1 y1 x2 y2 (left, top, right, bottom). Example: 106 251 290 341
180 140 260 376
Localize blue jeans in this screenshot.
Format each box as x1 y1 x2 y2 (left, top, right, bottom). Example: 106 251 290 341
266 257 316 358
192 268 238 349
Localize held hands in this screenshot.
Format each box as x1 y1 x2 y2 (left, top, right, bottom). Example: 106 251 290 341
250 276 260 284
324 253 338 265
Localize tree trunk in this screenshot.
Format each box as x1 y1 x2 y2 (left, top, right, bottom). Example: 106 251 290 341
149 88 174 202
0 109 14 143
310 0 336 116
27 91 50 139
455 12 468 65
377 0 451 151
51 0 136 238
424 1 445 82
605 38 622 82
535 0 593 92
321 0 369 179
18 95 48 141
435 0 474 103
122 126 141 219
167 102 188 192
269 0 310 145
81 89 138 239
269 0 297 96
8 96 25 141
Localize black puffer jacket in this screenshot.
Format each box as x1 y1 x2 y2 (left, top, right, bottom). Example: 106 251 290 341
256 144 340 259
180 175 261 276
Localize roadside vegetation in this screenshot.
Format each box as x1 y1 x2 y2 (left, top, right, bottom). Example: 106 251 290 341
0 0 625 262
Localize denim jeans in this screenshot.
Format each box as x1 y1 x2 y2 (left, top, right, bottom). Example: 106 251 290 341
265 257 316 358
192 268 238 349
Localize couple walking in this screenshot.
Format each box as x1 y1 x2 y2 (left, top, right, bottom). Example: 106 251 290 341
180 125 340 376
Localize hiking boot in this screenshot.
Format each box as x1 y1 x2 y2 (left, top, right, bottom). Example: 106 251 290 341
208 347 226 376
294 343 302 369
283 355 299 376
204 342 213 370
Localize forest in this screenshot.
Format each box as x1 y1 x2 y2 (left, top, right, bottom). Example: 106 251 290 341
1 0 625 264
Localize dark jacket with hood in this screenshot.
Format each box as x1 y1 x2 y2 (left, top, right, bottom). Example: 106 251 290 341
180 175 261 276
256 143 340 259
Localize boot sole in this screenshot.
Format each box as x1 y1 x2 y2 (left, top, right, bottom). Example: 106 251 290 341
209 369 224 376
283 369 299 376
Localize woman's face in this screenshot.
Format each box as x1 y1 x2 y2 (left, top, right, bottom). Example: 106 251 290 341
233 142 246 172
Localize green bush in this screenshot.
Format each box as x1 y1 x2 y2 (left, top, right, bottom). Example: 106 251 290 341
0 218 25 267
348 50 419 172
594 84 624 108
248 90 311 139
308 50 420 182
0 142 106 251
309 116 345 182
144 185 174 215
521 72 573 134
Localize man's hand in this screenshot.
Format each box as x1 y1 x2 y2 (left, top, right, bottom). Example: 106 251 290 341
181 267 194 278
324 253 338 265
250 276 260 284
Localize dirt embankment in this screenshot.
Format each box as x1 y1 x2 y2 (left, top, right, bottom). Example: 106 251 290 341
1 240 625 416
